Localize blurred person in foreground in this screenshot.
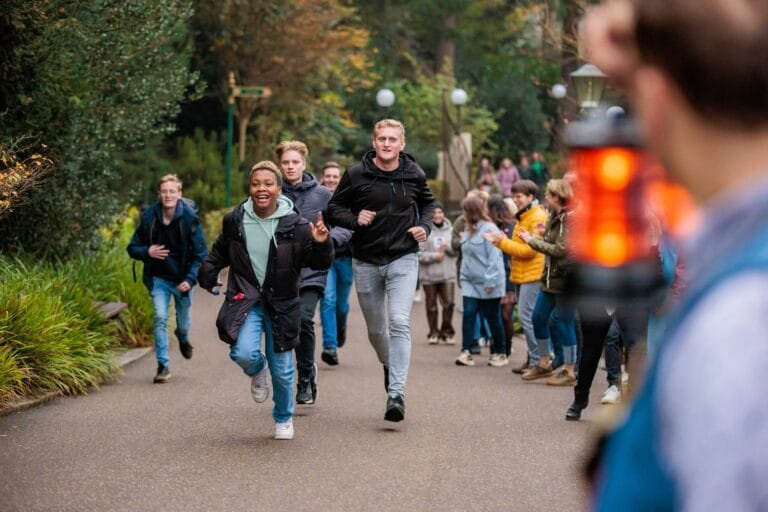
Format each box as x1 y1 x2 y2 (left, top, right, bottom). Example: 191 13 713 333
583 0 768 509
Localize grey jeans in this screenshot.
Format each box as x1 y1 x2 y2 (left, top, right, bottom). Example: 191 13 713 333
516 282 540 366
353 253 418 397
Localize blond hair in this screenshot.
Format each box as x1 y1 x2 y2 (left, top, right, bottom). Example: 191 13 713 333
249 160 282 187
545 179 573 205
274 140 309 163
157 174 182 191
372 119 406 141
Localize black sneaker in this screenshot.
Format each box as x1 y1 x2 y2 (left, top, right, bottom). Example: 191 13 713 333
153 364 171 383
383 365 390 393
384 394 405 422
179 341 194 360
296 380 314 404
565 398 589 421
321 348 339 366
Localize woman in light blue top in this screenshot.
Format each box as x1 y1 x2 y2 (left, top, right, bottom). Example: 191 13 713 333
455 194 507 367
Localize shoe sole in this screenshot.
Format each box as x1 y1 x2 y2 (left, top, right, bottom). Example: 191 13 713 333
384 406 404 422
565 413 581 421
455 360 475 367
153 375 171 383
521 373 553 381
252 390 269 403
546 380 577 386
275 431 294 440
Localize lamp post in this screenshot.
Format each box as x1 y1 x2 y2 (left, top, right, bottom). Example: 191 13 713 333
224 72 273 207
564 65 664 309
376 88 395 109
442 88 471 200
570 63 607 112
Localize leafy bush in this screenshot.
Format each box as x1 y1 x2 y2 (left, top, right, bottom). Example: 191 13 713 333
0 217 152 405
0 0 200 256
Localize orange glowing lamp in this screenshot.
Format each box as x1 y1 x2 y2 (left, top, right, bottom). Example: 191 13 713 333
565 116 665 306
569 146 652 267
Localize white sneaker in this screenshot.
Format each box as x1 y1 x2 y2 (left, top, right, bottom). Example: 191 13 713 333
428 335 439 345
455 351 475 367
274 419 294 440
489 354 510 367
250 365 269 403
601 384 621 404
444 336 456 345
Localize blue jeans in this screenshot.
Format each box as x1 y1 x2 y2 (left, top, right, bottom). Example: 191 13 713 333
353 253 418 398
229 305 294 423
321 257 354 350
532 291 577 365
462 296 506 354
150 277 192 367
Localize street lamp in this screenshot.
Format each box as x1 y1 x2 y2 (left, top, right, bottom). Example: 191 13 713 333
376 88 395 108
442 88 471 200
551 83 567 100
570 63 607 111
564 67 664 309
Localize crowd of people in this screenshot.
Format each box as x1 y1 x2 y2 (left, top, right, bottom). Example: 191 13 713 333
129 137 670 442
127 0 768 505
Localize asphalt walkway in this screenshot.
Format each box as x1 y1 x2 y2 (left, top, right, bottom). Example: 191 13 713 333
0 287 606 511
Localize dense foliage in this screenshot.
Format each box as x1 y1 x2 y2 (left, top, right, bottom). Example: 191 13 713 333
0 0 200 255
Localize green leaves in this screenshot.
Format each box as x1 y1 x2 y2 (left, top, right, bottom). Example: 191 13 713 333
0 0 199 256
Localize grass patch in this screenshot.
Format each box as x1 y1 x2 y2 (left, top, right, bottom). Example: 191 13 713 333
0 215 153 405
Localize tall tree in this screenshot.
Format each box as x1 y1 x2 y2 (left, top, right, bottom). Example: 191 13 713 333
193 0 371 166
0 0 199 255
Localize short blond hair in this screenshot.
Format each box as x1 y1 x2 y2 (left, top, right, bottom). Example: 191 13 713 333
249 160 282 187
372 119 406 141
158 174 182 191
274 140 308 163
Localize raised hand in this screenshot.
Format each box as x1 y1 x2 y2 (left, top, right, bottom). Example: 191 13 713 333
309 211 329 243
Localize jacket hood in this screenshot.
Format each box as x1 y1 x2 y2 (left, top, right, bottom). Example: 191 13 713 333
152 198 189 223
243 195 294 221
361 150 422 178
282 172 319 193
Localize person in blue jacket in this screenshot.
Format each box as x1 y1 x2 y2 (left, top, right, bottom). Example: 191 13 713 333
127 174 207 384
583 1 768 509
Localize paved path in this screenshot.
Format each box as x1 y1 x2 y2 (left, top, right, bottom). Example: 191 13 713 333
0 288 609 511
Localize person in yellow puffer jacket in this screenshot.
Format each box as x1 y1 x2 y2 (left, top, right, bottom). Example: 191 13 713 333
484 180 547 374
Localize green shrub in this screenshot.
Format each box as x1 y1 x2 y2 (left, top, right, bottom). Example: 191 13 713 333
202 207 231 248
0 216 153 404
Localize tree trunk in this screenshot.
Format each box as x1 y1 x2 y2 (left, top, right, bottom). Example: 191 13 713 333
436 14 456 74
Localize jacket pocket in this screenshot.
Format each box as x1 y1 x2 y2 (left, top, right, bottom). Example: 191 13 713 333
268 298 301 351
216 290 253 345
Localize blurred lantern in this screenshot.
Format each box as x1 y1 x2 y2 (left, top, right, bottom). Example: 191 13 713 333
565 115 666 306
571 64 607 111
